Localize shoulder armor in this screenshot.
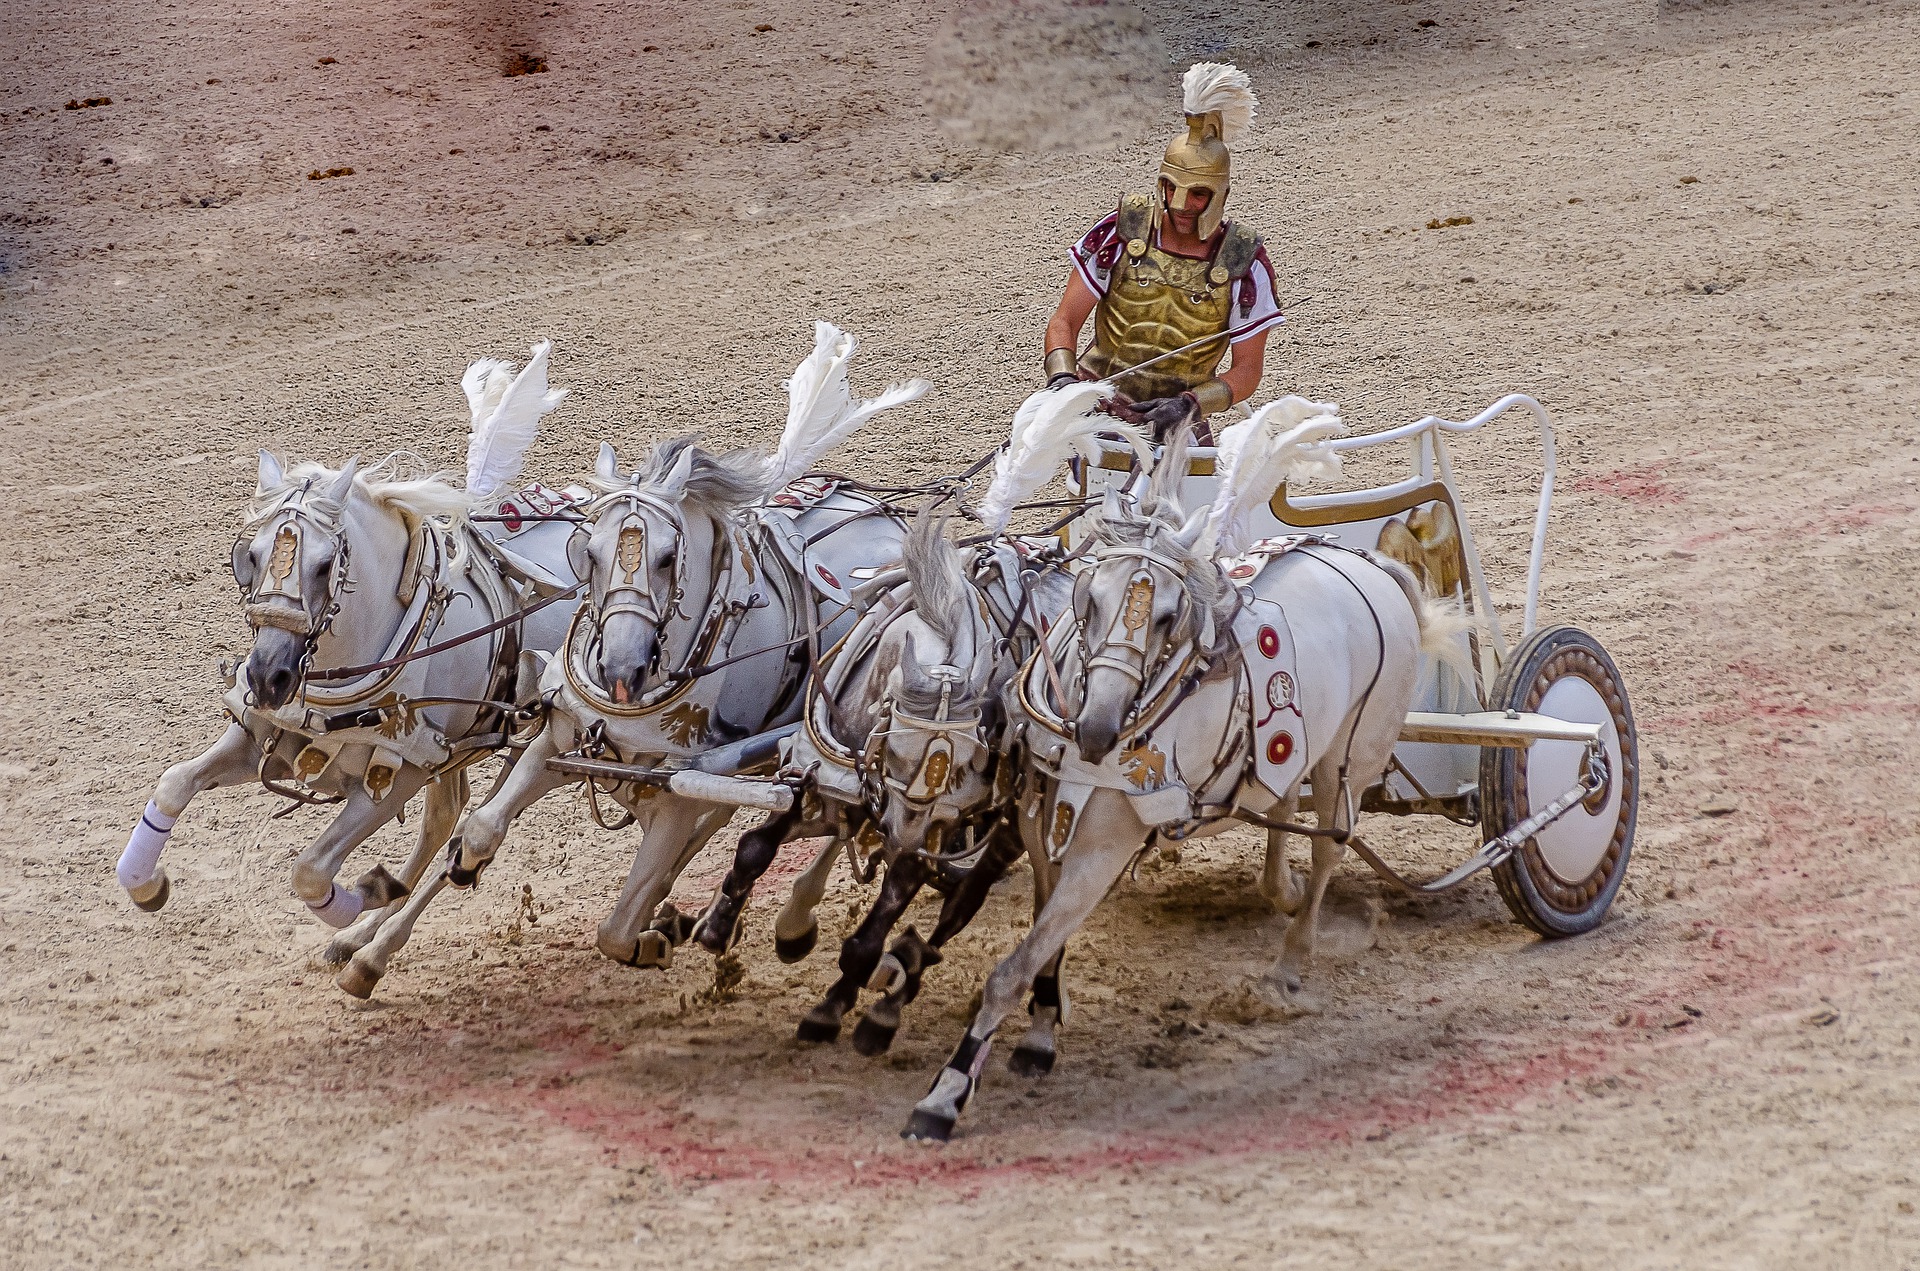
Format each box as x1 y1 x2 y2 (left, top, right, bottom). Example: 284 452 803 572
1216 221 1262 281
1116 193 1155 255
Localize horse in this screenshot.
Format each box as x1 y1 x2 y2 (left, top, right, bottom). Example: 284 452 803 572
339 323 931 995
904 404 1463 1141
689 383 1146 1059
115 342 581 963
685 507 1069 1056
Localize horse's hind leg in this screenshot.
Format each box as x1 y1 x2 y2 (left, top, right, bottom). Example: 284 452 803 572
324 768 469 968
1259 794 1305 916
773 836 842 963
1262 766 1346 1012
595 798 735 969
798 853 928 1047
119 722 263 911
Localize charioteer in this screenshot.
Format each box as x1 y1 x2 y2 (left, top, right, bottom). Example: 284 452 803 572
1043 62 1282 444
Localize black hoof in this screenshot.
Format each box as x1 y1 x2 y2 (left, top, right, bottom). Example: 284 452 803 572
795 1013 842 1045
446 840 484 890
901 1109 955 1143
649 903 696 947
1007 1045 1056 1078
692 897 740 955
354 863 411 907
850 1015 898 1057
132 875 171 913
774 923 818 964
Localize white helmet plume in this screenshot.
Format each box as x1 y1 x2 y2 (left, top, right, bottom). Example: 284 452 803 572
976 382 1150 536
463 341 567 501
1182 62 1256 144
763 321 931 493
1200 395 1345 558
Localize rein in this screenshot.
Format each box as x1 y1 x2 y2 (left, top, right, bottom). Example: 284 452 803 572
306 580 582 683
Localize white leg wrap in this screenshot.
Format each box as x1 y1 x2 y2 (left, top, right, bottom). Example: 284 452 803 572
117 802 176 890
308 883 365 929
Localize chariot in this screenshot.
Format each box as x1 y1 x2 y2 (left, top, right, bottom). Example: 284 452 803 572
1068 394 1637 936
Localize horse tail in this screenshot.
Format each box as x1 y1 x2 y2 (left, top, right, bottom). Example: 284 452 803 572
1371 553 1475 680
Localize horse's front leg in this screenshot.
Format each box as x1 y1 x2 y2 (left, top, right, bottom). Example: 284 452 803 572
335 866 454 999
849 819 1027 1059
452 724 573 885
595 796 736 969
1008 824 1068 1078
117 722 262 911
773 835 843 963
903 792 1144 1142
691 802 807 954
324 767 469 967
797 852 928 1047
290 765 435 929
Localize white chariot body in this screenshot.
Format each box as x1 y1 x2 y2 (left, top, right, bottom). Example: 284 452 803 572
1067 395 1637 936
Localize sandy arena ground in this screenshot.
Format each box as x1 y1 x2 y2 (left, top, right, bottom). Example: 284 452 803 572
5 0 1920 1265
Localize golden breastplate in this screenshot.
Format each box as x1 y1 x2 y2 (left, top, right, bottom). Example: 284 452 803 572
1081 243 1234 402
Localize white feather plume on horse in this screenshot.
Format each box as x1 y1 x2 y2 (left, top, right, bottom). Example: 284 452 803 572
763 321 931 493
463 340 567 501
976 381 1149 535
1183 62 1257 143
1199 395 1345 558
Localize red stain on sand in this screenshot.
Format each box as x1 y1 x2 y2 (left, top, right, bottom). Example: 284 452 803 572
1573 460 1684 505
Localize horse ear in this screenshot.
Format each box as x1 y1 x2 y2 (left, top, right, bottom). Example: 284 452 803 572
656 445 696 499
595 442 618 480
327 458 360 504
1101 485 1127 524
897 627 930 692
256 450 284 492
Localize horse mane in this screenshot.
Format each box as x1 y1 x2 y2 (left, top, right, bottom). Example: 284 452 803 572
250 452 473 528
585 435 768 514
902 505 970 646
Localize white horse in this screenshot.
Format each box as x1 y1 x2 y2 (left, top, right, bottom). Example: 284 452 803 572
904 403 1462 1141
338 323 931 994
689 385 1146 1058
116 344 580 960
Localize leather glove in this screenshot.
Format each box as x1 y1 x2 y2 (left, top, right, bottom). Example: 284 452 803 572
1132 393 1200 442
1046 372 1082 391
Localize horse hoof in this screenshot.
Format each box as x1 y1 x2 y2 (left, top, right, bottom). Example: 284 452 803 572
774 923 818 964
630 930 673 970
129 871 170 913
353 864 410 907
850 1015 898 1057
335 959 381 1000
320 936 357 967
649 903 696 947
795 1013 841 1045
901 1109 955 1143
1007 1045 1056 1078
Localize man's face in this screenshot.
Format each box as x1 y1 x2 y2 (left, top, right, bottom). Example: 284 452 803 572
1159 180 1214 235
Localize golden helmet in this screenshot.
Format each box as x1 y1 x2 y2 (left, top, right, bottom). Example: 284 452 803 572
1154 63 1258 241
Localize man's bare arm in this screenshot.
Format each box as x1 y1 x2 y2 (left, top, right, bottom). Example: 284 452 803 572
1045 272 1099 364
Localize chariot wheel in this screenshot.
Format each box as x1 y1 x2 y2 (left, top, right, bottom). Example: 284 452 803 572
1481 625 1637 937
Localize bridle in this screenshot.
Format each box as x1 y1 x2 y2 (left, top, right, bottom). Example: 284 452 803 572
234 483 353 661
570 486 689 678
1068 525 1206 701
860 661 988 826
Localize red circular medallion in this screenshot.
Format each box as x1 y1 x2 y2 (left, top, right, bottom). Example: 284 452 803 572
816 564 841 588
1266 731 1294 766
1257 625 1280 659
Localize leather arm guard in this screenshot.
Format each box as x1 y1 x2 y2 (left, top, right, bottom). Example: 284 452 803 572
1044 348 1079 388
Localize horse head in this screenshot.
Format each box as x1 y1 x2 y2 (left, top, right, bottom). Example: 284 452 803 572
574 437 762 703
233 453 462 710
1068 432 1225 763
861 511 997 852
